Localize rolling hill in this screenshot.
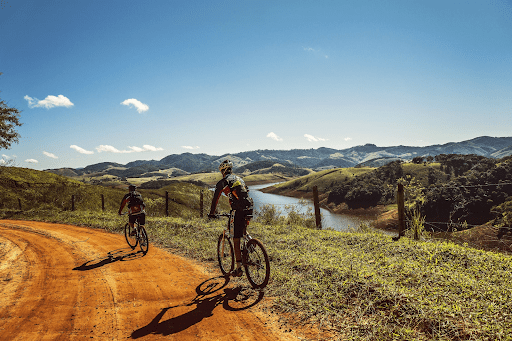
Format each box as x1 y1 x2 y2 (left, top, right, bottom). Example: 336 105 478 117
45 136 512 179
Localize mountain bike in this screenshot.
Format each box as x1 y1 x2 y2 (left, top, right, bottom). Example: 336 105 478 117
122 213 149 254
213 212 270 289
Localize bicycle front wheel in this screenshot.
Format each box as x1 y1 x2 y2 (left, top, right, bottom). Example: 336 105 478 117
138 226 149 254
217 233 234 276
124 223 138 249
243 238 270 289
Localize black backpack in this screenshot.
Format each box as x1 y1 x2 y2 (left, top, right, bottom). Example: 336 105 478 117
129 191 144 207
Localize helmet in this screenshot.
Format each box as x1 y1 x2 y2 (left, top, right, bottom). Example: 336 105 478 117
128 184 137 192
218 159 233 175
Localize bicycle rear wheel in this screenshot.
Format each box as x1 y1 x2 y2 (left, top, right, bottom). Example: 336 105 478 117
124 223 138 249
138 226 149 254
217 233 234 276
243 238 270 289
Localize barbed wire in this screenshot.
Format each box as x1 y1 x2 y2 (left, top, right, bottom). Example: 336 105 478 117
416 219 482 230
422 182 512 190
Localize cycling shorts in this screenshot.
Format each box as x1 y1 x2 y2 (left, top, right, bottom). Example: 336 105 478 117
129 212 145 226
233 210 249 238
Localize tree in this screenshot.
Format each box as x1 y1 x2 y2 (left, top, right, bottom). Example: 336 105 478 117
412 156 424 164
0 73 22 150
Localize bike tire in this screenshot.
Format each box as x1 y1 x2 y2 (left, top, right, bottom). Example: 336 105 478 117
217 233 234 276
243 238 270 289
124 223 138 249
138 226 149 254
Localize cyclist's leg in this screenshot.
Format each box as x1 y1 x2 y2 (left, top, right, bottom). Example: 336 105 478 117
233 210 245 276
129 214 137 236
137 213 146 230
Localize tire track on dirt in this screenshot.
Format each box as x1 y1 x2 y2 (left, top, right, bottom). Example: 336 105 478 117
0 220 300 341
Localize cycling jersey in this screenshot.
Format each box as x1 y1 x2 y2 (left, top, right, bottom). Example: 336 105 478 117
209 173 253 215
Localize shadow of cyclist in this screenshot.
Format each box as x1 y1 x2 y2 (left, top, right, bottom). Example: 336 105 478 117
130 276 265 339
72 248 145 271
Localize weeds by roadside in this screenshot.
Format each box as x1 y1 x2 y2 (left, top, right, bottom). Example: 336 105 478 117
2 208 512 341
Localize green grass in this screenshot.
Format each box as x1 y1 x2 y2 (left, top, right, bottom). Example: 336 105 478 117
402 162 447 186
3 166 512 340
0 167 229 218
273 167 375 194
3 208 512 341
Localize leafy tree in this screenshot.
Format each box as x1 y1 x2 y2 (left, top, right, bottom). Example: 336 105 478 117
412 156 424 164
0 73 22 150
327 161 402 208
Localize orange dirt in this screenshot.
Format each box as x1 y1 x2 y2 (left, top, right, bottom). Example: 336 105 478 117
0 220 302 341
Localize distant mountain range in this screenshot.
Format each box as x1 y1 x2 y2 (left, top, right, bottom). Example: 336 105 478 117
46 136 512 178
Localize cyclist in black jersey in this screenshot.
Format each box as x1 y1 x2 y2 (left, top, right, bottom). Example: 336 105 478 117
208 159 253 277
118 184 146 236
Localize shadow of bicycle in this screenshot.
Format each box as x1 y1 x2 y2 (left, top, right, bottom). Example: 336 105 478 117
130 276 265 338
73 248 146 271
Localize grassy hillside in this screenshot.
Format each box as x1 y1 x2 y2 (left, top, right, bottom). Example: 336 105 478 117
262 162 446 202
0 167 228 218
264 166 375 195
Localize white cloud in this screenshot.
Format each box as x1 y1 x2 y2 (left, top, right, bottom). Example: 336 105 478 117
1 154 14 164
121 98 149 113
70 145 94 154
25 95 74 109
25 159 38 163
96 145 127 153
43 151 58 159
304 134 327 142
303 47 315 52
128 146 145 153
142 145 164 151
344 137 352 141
267 132 283 141
182 146 200 150
96 144 163 153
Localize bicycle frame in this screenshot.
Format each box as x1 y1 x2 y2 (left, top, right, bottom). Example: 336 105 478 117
221 211 252 241
215 211 270 289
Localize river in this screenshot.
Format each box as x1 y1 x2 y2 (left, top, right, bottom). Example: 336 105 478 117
248 183 371 232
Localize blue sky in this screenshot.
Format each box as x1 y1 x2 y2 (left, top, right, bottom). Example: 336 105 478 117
1 0 511 170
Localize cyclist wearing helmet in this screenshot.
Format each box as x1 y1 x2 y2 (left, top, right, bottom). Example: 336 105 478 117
118 184 146 236
209 159 254 277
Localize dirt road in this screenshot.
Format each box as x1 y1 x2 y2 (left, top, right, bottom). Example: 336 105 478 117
0 220 299 341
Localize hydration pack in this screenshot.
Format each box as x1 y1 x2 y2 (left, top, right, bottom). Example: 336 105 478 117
128 191 144 208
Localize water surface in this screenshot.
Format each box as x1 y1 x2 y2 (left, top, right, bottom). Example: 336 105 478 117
248 183 371 231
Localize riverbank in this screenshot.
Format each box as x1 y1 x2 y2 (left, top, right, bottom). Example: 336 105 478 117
259 184 512 253
260 184 396 227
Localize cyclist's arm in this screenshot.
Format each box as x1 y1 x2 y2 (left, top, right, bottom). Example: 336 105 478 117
209 179 229 216
118 194 129 214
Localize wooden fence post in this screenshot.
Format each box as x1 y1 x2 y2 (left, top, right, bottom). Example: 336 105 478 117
101 194 105 211
165 191 169 217
71 195 75 211
313 185 322 229
397 183 405 238
18 198 22 211
200 190 204 218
